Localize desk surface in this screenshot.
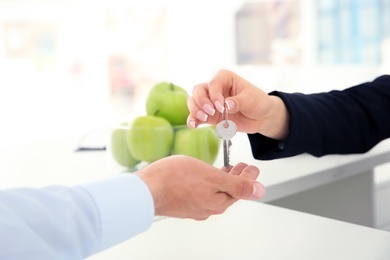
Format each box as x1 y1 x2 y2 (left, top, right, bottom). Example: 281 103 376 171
88 200 390 260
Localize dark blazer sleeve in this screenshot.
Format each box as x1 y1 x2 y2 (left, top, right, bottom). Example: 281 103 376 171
248 75 390 160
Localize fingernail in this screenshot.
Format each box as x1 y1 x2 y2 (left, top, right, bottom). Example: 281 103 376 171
196 110 208 121
189 120 196 128
252 182 265 199
225 99 235 111
215 100 224 113
203 104 215 116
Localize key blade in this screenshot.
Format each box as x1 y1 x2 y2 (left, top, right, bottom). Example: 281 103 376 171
223 140 229 168
226 140 232 168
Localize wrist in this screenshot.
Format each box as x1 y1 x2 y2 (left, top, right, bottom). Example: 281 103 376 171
259 96 289 140
136 170 165 216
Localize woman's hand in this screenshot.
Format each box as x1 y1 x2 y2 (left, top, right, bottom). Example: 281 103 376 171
187 69 289 140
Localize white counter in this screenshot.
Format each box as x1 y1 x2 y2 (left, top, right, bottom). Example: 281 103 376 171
89 200 390 260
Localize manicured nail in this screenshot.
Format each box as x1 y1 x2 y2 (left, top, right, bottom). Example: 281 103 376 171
225 99 235 111
252 182 265 199
189 120 196 128
215 100 224 113
203 103 215 116
196 110 208 121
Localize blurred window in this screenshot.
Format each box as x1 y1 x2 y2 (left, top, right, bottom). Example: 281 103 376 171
317 0 389 64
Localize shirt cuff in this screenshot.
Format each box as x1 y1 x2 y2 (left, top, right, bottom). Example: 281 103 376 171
79 173 154 252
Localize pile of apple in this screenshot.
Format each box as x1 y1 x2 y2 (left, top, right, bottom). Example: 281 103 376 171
110 81 220 169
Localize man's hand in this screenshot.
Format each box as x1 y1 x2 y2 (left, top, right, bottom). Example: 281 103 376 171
136 155 265 220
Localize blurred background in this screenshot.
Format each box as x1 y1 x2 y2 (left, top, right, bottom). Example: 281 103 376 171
0 0 389 147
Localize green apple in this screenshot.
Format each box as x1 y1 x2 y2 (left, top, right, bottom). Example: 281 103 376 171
172 125 220 165
127 115 174 163
110 122 141 167
146 81 190 125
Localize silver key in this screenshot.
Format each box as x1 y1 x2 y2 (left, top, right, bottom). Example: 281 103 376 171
216 109 237 168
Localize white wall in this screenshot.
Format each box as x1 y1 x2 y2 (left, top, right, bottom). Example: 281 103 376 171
0 0 387 147
166 1 244 90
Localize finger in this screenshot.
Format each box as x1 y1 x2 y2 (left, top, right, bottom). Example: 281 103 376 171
208 70 233 113
187 95 208 122
239 165 260 180
227 162 249 176
191 83 216 116
186 97 202 128
187 115 200 129
220 165 233 173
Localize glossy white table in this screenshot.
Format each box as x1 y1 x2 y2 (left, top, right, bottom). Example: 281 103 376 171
88 200 390 260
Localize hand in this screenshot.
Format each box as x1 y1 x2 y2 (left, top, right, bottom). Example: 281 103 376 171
136 155 265 220
187 69 289 140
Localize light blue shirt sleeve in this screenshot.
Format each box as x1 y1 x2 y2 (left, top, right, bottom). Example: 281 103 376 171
0 173 154 260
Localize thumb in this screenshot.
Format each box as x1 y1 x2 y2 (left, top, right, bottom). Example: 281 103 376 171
225 83 267 116
225 177 266 200
225 90 255 114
